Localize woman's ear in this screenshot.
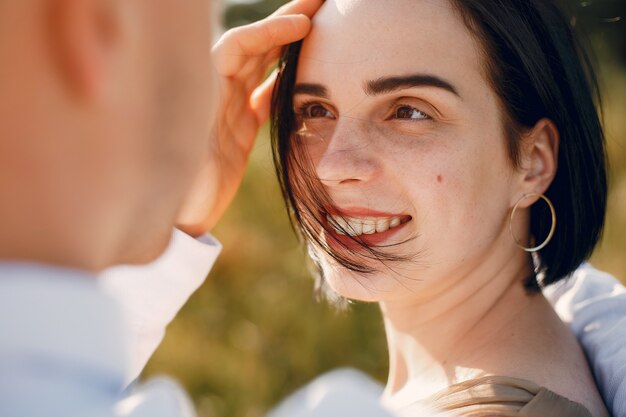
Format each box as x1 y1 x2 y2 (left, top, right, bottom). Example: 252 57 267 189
514 118 560 205
47 0 124 102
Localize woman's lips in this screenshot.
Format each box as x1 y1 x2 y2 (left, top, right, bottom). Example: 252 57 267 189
322 208 412 251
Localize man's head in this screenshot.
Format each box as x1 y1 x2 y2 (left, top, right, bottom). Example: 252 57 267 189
0 0 216 271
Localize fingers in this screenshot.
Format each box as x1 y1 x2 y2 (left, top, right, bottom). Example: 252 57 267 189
243 50 281 93
251 69 279 125
213 14 311 77
271 0 325 18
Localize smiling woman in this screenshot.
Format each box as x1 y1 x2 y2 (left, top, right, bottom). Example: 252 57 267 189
270 0 610 416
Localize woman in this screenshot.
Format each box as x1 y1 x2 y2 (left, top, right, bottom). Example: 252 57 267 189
270 0 610 415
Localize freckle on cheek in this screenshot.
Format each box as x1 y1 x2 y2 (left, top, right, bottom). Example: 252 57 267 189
437 175 443 183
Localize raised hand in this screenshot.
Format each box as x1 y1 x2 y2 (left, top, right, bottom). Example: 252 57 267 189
176 0 323 237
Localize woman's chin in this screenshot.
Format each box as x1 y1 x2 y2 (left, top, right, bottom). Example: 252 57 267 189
322 266 398 303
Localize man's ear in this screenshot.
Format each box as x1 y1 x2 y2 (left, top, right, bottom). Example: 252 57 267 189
513 118 560 207
47 0 123 101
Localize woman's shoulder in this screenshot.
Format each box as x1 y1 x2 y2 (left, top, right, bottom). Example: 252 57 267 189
423 375 593 417
465 294 609 417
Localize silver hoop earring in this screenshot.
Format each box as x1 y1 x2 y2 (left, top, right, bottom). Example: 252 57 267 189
509 193 556 252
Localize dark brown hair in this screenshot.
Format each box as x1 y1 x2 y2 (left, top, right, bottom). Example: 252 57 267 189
271 0 607 292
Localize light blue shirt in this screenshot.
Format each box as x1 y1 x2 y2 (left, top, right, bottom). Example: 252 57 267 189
0 230 218 417
0 263 135 417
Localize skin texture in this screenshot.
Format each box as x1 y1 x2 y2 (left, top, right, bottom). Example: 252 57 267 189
0 0 322 271
294 1 608 415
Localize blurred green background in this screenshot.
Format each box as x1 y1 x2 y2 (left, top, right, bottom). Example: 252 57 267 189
144 1 626 416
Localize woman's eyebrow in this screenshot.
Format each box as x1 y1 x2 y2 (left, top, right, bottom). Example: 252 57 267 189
292 75 459 99
364 74 460 98
293 83 329 98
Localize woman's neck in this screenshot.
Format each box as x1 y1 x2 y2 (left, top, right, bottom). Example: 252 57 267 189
379 249 542 406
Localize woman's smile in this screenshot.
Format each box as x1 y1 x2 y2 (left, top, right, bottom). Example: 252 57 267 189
323 206 413 250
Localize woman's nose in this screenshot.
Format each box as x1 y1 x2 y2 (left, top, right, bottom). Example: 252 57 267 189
314 119 382 187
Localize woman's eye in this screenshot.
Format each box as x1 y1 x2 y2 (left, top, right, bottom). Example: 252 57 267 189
393 105 431 120
298 103 335 119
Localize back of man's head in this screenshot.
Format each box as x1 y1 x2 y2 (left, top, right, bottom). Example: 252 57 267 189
0 0 216 271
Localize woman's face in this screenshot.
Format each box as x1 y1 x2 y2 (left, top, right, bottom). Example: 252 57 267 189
293 0 526 302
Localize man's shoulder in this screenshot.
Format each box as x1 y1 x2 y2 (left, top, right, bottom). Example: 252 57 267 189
544 263 625 318
0 262 127 373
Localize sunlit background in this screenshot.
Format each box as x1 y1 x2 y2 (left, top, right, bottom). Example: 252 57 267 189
144 1 626 416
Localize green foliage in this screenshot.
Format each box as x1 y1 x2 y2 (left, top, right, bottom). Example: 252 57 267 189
144 2 626 416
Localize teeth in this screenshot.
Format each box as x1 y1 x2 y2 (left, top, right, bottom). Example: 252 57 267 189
327 214 349 235
347 219 363 236
362 218 377 235
376 218 390 233
327 214 405 236
390 217 401 228
336 217 350 235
